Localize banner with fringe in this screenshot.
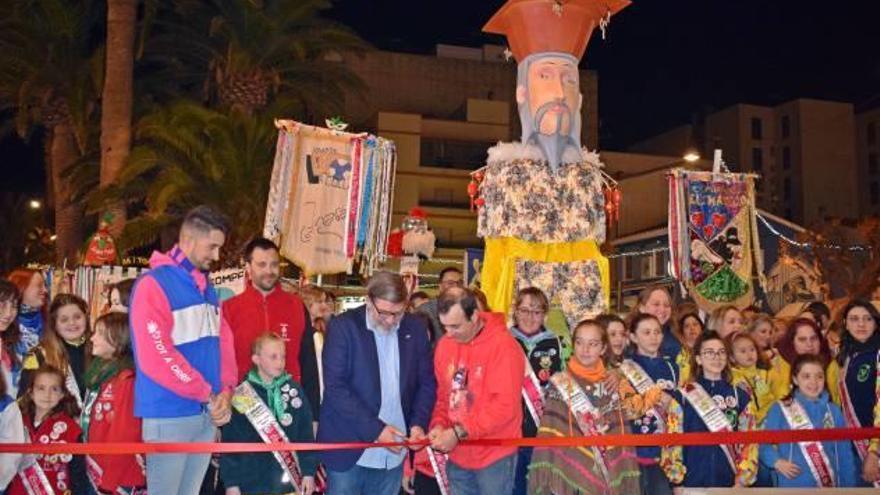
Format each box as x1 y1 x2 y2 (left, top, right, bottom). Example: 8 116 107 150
668 170 764 309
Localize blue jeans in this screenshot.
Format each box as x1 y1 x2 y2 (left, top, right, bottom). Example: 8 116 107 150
447 454 516 495
326 463 403 495
142 411 216 495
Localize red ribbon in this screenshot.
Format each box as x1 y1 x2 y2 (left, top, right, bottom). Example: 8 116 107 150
1 427 877 455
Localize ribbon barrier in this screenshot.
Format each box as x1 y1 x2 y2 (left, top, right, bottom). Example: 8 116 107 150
1 428 878 455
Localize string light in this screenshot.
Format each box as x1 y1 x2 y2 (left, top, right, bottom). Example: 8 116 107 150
756 214 871 252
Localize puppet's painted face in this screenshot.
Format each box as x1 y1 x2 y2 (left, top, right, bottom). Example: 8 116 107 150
522 56 580 136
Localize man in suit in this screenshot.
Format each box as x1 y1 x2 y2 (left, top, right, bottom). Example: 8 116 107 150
317 271 437 494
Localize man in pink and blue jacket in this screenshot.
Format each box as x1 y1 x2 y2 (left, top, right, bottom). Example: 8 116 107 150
129 205 238 495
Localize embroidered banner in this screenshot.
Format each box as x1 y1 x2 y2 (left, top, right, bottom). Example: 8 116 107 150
263 121 396 276
668 170 763 309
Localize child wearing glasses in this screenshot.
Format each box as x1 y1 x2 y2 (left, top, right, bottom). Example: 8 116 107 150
528 319 656 495
667 331 758 489
826 299 880 486
508 288 564 495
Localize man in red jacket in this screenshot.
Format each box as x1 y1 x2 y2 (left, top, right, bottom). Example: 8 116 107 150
221 238 320 417
429 288 523 495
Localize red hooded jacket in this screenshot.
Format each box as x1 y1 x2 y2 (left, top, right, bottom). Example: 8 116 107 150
430 312 524 469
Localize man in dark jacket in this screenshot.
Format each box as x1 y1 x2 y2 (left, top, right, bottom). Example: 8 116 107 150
317 272 436 495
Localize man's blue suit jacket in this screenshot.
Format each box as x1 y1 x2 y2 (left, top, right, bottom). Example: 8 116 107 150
316 305 437 471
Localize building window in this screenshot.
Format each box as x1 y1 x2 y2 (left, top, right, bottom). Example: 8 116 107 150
784 177 791 200
871 182 879 205
781 115 790 139
420 138 493 170
751 117 763 140
869 122 877 145
870 153 878 174
782 146 791 170
752 147 763 172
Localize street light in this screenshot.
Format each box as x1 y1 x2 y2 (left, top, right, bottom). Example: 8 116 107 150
683 151 700 163
29 199 42 210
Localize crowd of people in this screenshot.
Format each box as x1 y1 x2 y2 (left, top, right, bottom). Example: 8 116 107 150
0 204 878 495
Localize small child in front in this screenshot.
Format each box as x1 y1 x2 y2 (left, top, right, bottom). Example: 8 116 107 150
221 332 317 495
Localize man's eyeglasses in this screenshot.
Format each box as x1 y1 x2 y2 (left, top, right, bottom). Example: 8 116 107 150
700 349 727 359
370 298 405 320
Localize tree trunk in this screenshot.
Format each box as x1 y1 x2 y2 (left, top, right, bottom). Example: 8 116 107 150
50 123 85 264
100 0 137 236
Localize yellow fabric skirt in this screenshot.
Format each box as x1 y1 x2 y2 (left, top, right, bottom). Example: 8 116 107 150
480 237 610 316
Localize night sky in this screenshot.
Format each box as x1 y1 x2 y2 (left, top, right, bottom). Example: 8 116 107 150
3 0 878 193
329 0 880 149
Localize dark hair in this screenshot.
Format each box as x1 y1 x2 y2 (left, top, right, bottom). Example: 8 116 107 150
437 288 479 319
366 271 408 304
181 205 229 237
244 237 279 262
112 278 136 309
0 279 22 368
804 301 831 324
674 310 704 347
438 267 463 283
595 313 627 363
93 312 132 362
688 331 732 383
19 366 81 420
472 288 490 311
787 354 827 401
0 367 6 398
837 299 880 365
777 318 831 367
595 313 625 332
628 312 662 334
409 291 429 301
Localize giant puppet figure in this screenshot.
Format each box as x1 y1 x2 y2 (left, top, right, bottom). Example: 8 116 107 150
477 0 629 325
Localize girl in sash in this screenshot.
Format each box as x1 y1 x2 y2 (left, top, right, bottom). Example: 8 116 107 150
220 332 318 495
706 305 745 339
768 318 831 402
596 314 628 366
621 314 684 495
760 354 856 487
670 331 757 488
510 287 564 495
528 319 652 495
7 366 82 495
81 312 145 494
19 294 91 406
826 299 880 486
1 280 26 397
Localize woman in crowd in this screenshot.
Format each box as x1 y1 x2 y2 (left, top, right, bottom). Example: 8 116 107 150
0 280 25 396
670 331 757 488
509 287 564 495
8 269 48 353
19 294 91 406
760 354 856 488
528 319 646 495
707 305 745 339
747 313 777 363
769 318 832 400
826 299 880 485
631 286 680 360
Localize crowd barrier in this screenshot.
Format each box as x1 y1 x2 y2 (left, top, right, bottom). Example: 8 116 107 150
1 427 878 455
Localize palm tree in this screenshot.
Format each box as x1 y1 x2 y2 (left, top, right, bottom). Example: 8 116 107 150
147 0 367 117
0 0 103 263
87 100 277 263
100 0 138 236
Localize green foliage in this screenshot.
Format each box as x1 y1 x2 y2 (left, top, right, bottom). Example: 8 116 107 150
87 100 277 263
